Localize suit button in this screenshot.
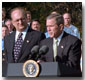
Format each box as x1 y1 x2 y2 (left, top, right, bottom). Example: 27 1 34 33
3 53 5 56
27 40 29 43
2 58 5 61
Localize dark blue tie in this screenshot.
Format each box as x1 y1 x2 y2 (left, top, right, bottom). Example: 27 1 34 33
13 33 23 62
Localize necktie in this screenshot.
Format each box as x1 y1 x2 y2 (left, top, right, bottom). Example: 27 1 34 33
53 39 58 61
13 33 23 62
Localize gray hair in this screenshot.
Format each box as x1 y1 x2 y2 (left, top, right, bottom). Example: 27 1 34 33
46 14 64 26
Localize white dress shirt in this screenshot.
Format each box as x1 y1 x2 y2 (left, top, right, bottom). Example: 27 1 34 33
15 26 29 42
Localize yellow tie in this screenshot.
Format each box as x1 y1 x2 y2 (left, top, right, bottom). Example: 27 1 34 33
53 39 58 61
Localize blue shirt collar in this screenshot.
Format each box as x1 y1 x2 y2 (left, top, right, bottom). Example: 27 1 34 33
53 31 64 45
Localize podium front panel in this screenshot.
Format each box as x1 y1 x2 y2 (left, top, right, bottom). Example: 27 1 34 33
7 63 24 77
7 62 60 77
5 62 81 77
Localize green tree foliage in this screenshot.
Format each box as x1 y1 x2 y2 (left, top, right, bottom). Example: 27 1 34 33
2 2 82 34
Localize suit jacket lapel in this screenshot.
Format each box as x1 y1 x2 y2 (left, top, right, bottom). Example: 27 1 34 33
50 38 54 60
49 38 54 57
21 30 33 52
57 32 67 57
17 28 33 60
9 32 15 62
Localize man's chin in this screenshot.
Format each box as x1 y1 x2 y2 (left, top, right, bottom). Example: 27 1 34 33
18 27 26 31
20 26 26 28
49 35 54 38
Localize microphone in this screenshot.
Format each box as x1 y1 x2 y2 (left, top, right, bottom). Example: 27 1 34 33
35 45 49 60
29 45 39 59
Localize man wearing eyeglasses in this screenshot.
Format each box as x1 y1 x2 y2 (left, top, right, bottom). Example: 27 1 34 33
4 7 45 63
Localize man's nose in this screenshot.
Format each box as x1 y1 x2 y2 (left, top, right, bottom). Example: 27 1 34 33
35 25 38 27
47 27 50 31
4 31 7 35
19 19 23 24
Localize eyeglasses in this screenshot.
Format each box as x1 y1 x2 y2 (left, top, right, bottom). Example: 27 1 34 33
13 18 26 23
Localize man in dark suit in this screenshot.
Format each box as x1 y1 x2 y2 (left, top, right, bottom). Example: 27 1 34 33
4 7 45 63
39 14 81 71
3 7 45 76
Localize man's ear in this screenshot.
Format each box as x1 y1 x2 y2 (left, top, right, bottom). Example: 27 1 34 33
59 24 64 30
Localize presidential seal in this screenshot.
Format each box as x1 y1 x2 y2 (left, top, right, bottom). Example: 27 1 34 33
23 60 40 77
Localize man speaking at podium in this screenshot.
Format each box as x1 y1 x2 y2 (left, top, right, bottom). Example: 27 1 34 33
39 14 81 71
3 7 45 63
